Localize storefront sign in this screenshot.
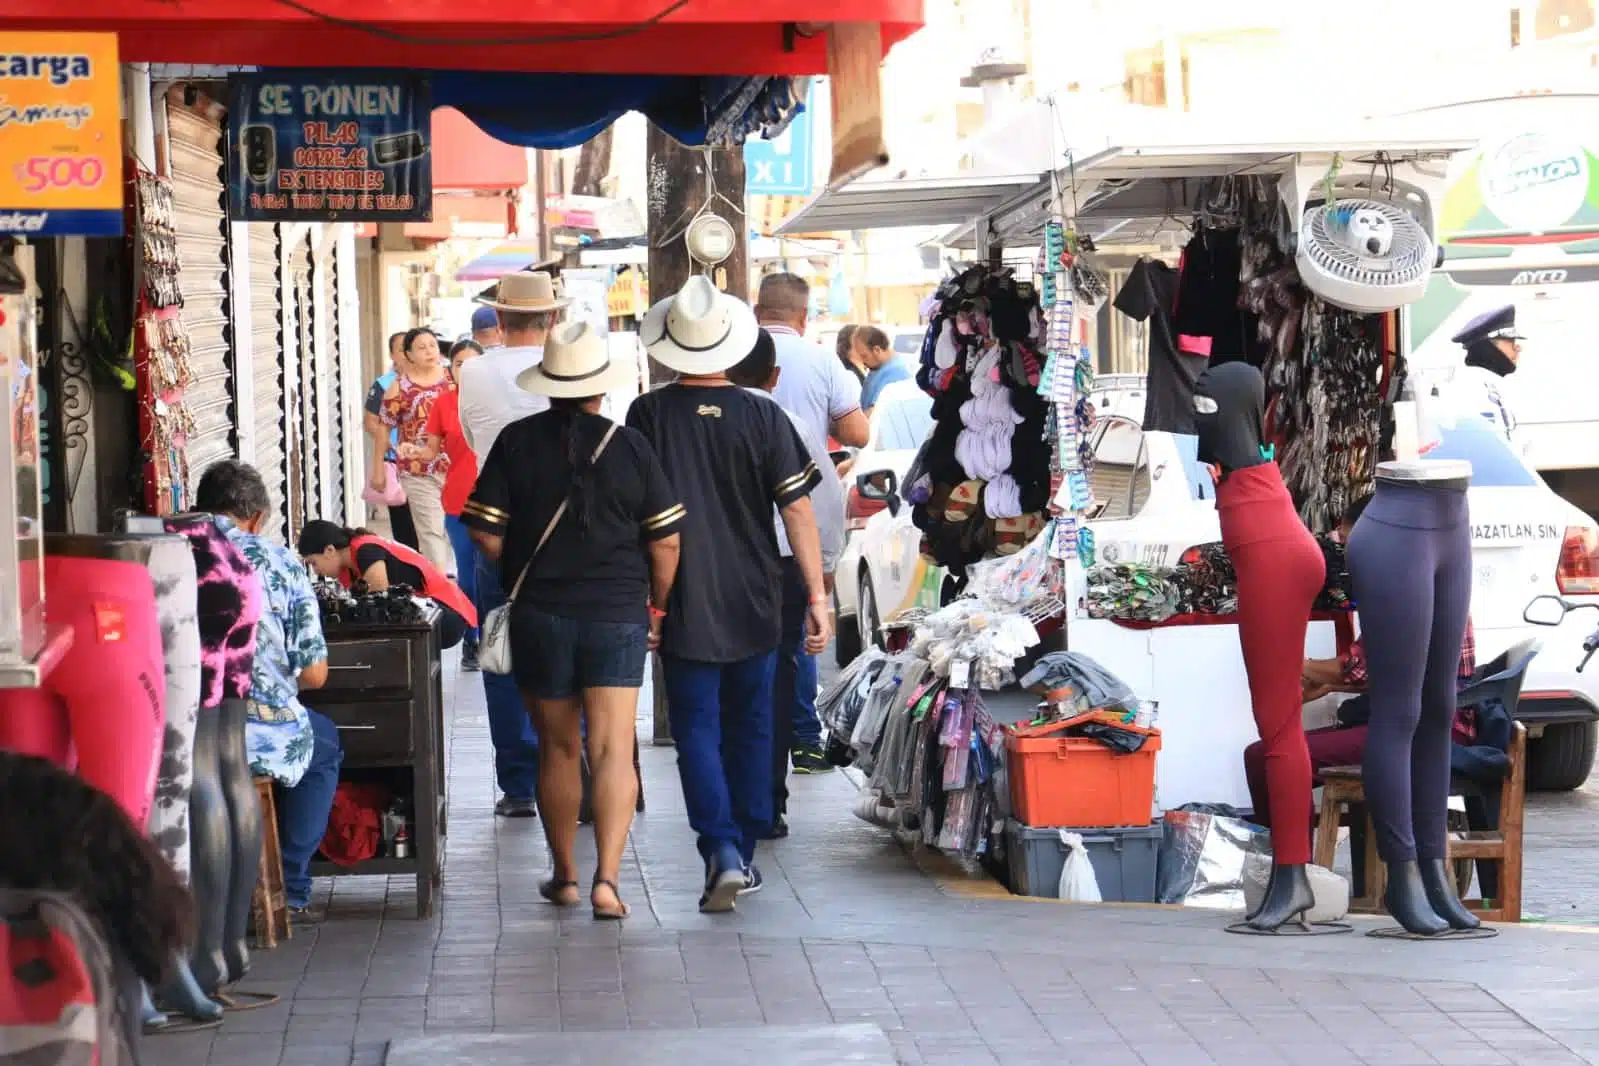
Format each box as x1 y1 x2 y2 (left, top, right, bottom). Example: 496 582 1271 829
0 33 123 236
226 71 432 222
1478 132 1590 234
744 85 815 197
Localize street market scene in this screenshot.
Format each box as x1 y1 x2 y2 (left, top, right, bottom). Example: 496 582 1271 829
5 2 1599 1065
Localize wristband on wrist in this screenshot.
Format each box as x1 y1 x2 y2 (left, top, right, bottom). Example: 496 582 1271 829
648 605 667 621
809 594 827 605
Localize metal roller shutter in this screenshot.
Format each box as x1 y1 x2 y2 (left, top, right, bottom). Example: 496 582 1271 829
167 96 236 492
248 222 289 540
319 241 345 524
288 236 318 533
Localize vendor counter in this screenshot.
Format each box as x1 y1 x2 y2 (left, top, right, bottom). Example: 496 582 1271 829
300 615 446 918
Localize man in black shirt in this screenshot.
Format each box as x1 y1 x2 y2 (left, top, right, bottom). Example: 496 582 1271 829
631 277 831 914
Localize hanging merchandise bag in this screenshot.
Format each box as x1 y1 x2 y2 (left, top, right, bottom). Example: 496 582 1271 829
1056 831 1102 902
1154 806 1273 909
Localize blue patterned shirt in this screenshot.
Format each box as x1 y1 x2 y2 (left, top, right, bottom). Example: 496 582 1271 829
215 516 328 786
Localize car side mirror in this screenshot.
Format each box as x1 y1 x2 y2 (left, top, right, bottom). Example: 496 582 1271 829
1525 595 1570 627
857 469 900 516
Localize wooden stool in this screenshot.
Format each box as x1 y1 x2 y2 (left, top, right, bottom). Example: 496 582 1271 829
250 776 292 948
1310 722 1526 923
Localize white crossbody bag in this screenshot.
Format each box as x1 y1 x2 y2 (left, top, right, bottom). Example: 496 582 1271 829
479 423 619 676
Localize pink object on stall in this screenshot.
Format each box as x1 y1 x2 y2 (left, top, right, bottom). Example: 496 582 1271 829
0 557 165 827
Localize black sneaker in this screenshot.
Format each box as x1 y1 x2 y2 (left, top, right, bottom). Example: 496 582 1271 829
495 796 537 818
791 746 835 775
760 813 789 840
699 846 746 914
739 864 764 895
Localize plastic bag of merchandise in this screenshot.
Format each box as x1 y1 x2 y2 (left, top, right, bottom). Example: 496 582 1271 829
817 647 888 737
965 521 1060 610
1155 807 1274 909
1056 831 1102 902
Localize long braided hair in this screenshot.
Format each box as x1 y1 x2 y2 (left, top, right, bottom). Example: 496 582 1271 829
549 396 602 533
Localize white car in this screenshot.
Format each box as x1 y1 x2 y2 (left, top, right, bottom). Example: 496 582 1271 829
840 380 1599 793
832 379 934 662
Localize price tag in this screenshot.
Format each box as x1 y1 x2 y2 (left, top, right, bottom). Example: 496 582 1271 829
950 659 971 689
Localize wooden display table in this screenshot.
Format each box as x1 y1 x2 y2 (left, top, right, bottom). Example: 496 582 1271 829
300 615 445 918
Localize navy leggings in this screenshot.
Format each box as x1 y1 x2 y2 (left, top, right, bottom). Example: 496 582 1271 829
1346 480 1471 864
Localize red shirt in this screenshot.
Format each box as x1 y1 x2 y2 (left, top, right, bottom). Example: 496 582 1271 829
423 390 478 516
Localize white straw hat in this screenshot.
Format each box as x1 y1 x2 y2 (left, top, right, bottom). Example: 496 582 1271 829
474 270 571 313
640 275 759 376
516 321 636 399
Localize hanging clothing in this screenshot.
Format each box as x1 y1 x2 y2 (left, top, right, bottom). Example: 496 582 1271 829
1173 228 1249 364
1115 258 1205 433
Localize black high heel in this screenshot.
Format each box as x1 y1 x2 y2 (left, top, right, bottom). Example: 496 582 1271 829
1245 863 1277 920
1419 858 1481 930
1246 863 1315 932
1384 860 1450 936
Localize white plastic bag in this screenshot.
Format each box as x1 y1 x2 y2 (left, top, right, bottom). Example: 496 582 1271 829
1057 831 1102 902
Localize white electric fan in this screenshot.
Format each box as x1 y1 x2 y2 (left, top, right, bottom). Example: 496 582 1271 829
1283 161 1442 314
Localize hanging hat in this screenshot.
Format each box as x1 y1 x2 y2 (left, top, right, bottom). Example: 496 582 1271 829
516 321 636 399
641 275 759 377
474 271 570 314
1450 304 1522 347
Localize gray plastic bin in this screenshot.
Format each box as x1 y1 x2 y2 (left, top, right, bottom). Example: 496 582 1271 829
1005 819 1162 902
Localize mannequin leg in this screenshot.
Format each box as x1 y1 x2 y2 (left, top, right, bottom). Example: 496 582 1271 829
144 540 203 883
44 556 165 827
184 709 233 997
217 699 263 983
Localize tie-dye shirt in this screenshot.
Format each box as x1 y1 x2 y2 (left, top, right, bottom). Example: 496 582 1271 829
164 514 261 708
216 516 328 786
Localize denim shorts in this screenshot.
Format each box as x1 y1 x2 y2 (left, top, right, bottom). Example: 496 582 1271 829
510 606 649 699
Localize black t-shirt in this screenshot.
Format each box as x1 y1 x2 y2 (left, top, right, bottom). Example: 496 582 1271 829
1173 228 1249 365
627 384 821 664
1115 258 1206 434
355 542 426 593
464 410 683 625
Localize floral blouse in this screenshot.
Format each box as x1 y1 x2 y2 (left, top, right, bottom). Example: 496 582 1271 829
382 376 452 478
217 516 328 786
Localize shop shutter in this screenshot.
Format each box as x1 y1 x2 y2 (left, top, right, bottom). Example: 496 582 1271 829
319 240 345 524
167 97 236 492
248 222 289 540
287 237 316 534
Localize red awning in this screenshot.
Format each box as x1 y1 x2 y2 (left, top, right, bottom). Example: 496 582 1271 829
7 2 924 76
432 108 527 191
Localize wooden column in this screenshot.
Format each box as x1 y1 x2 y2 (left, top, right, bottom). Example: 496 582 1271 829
643 124 749 744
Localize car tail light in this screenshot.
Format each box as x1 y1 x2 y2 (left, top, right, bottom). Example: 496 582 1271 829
846 485 887 533
1557 526 1599 595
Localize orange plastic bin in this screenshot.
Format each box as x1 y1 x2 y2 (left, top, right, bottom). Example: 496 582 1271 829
1006 719 1161 828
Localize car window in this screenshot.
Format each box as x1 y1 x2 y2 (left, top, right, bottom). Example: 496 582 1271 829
1426 417 1538 488
1090 418 1152 520
873 390 935 452
894 332 923 355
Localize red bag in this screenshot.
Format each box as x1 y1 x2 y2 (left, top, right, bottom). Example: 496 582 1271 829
318 782 391 867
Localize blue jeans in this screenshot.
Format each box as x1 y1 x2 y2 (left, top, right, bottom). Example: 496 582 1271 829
476 554 540 801
444 514 480 643
663 651 777 865
276 709 343 908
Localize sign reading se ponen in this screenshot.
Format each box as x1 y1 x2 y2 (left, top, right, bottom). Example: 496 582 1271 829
0 33 124 237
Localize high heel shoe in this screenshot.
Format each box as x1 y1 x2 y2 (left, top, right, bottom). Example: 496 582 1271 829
1384 860 1450 936
1245 862 1277 921
1418 858 1480 931
1245 863 1315 932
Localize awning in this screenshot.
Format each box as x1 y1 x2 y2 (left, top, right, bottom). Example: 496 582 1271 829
432 108 527 191
456 242 548 282
774 175 1047 236
13 1 923 76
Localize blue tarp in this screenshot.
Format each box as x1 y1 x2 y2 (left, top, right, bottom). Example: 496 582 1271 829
430 71 805 149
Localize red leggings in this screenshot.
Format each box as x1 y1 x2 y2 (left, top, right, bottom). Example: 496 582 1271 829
0 557 165 827
1220 465 1324 865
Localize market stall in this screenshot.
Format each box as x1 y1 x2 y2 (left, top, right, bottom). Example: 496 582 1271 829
804 125 1493 931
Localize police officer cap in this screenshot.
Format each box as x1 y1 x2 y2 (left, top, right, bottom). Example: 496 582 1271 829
1450 304 1522 347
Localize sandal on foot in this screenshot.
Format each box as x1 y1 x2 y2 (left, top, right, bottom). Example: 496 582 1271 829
591 878 630 921
539 878 580 907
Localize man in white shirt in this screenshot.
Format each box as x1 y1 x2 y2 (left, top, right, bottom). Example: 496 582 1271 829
728 328 847 837
454 270 570 818
756 273 870 450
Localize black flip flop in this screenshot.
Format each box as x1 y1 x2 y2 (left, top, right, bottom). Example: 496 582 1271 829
591 878 630 921
144 1014 224 1036
539 878 579 906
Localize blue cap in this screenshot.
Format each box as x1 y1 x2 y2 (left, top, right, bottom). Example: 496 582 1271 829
470 305 499 333
1450 304 1521 347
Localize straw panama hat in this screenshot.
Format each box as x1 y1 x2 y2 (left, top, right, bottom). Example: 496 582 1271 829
474 270 571 313
516 321 636 399
640 275 759 376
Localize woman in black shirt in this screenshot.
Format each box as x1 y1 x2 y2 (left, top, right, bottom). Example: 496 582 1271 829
464 322 683 921
298 521 478 649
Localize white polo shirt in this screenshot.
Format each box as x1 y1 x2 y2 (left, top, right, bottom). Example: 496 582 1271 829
455 345 550 459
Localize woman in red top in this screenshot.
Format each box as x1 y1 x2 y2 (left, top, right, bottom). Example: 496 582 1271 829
420 339 484 667
297 521 478 650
